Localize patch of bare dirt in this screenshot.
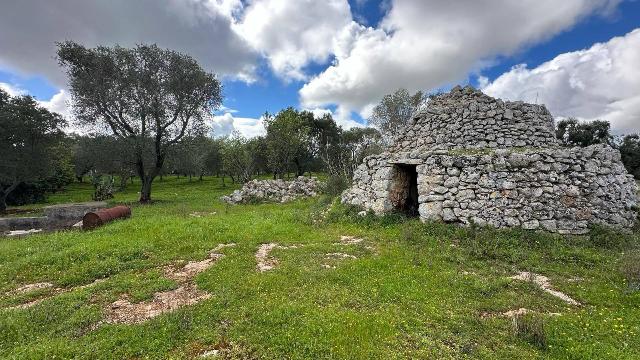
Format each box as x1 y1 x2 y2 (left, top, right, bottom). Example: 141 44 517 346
189 212 217 218
334 235 364 245
6 282 53 295
255 243 299 272
104 244 235 324
5 278 106 310
511 271 581 306
480 308 561 319
325 253 357 259
105 286 212 324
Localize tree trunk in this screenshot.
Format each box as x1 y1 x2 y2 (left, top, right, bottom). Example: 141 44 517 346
199 174 203 181
0 181 18 215
0 193 7 215
139 176 153 203
119 175 129 191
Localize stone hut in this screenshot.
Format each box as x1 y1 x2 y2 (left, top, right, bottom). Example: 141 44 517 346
342 85 638 234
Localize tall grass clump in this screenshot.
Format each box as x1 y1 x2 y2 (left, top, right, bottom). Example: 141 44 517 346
621 250 640 292
513 314 547 350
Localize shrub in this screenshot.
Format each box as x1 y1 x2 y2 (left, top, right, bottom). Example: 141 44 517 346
620 250 640 292
323 175 350 197
587 225 635 250
513 313 547 350
5 182 48 206
91 174 115 201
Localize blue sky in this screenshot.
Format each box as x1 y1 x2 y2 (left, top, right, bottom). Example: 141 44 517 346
1 0 639 135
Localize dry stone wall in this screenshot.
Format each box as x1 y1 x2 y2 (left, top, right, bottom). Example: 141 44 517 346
343 146 637 234
342 85 638 234
222 176 322 204
391 85 557 153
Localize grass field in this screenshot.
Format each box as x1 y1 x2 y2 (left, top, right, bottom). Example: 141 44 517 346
0 177 639 359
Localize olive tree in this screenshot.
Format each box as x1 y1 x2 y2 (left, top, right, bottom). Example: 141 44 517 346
221 132 255 183
368 88 425 143
0 89 67 213
57 42 222 202
264 108 313 178
555 118 613 147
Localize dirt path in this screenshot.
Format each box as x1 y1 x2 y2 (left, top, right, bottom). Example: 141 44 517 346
104 243 236 324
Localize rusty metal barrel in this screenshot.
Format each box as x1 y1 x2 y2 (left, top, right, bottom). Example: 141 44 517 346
82 205 131 229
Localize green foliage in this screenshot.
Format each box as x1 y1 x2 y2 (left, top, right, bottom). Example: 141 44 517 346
57 41 222 202
369 88 425 142
324 201 408 227
322 175 350 197
513 314 547 350
73 135 135 185
619 134 640 179
264 107 313 178
0 88 69 212
5 182 48 206
220 132 256 183
91 174 115 201
312 115 382 179
555 118 613 147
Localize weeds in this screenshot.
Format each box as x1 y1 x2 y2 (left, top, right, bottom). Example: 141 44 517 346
322 175 350 197
513 313 547 350
620 250 640 292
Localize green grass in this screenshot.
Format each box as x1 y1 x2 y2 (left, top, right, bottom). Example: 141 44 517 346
0 177 639 359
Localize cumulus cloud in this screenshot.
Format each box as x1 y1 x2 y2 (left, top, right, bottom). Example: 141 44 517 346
233 0 352 81
300 0 621 117
481 28 640 134
0 0 258 87
0 82 26 96
210 112 265 138
38 90 72 119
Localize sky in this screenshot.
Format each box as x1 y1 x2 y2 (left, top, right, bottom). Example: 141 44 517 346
1 0 639 137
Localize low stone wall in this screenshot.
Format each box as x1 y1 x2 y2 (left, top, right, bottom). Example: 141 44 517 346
0 217 49 232
0 202 107 232
43 202 107 227
342 145 638 234
222 177 322 204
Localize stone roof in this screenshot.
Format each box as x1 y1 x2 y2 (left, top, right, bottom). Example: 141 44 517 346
390 85 558 153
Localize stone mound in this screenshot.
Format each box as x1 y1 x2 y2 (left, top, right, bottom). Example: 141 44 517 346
342 85 638 234
222 176 322 204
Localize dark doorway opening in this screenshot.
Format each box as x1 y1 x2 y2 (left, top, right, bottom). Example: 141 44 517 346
391 164 419 217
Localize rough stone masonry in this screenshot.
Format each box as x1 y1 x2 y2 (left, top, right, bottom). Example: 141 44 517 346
342 85 638 234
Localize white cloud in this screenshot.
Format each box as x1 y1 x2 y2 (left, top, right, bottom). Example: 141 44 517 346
233 0 352 80
210 112 265 138
38 90 72 119
300 0 621 119
0 0 258 87
0 82 26 96
481 28 640 134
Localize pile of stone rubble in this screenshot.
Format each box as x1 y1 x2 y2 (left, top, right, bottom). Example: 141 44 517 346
222 176 323 204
